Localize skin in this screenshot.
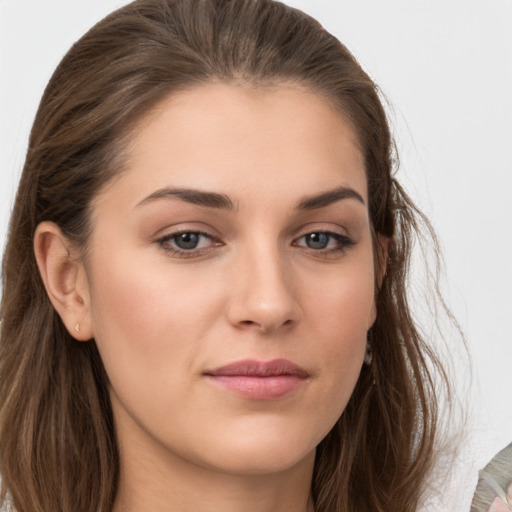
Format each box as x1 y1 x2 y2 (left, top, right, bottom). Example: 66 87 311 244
35 83 377 512
488 498 511 512
487 484 512 512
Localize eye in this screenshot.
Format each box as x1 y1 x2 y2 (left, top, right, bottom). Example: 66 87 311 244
303 232 330 250
294 231 355 252
172 232 207 250
157 230 219 256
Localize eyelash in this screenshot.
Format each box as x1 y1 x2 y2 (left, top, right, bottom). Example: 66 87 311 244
293 231 356 256
156 230 356 258
157 230 220 258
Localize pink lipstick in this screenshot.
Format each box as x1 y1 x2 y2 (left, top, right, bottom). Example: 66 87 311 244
204 359 309 400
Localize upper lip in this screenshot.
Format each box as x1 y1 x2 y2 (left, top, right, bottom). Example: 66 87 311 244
204 359 309 378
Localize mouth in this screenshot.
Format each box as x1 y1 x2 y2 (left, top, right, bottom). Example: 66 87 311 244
203 359 309 400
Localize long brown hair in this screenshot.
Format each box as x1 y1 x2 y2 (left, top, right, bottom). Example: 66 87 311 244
0 1 453 510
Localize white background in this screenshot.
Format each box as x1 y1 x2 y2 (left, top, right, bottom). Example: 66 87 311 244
1 1 511 509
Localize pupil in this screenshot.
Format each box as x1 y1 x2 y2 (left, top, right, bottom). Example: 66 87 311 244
307 233 329 249
175 233 199 250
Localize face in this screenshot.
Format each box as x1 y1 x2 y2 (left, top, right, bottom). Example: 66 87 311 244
84 83 376 477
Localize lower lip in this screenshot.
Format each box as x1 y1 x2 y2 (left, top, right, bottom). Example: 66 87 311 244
206 375 306 400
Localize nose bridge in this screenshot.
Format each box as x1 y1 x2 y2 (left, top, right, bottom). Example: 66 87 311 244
227 234 300 332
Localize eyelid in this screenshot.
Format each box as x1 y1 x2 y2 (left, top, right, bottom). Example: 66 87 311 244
151 219 219 239
153 223 356 259
292 228 356 253
156 228 222 257
292 222 353 240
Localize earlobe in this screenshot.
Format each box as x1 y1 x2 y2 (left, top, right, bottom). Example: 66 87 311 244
34 221 93 341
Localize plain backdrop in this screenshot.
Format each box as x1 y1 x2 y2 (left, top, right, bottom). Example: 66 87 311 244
1 1 511 510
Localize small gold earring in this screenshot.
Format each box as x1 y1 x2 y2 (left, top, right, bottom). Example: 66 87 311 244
74 323 80 333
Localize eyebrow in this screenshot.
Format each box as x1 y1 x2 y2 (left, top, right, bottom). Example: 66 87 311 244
296 186 365 210
136 185 365 212
136 187 237 211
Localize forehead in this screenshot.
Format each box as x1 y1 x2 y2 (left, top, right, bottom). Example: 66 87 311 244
96 82 367 211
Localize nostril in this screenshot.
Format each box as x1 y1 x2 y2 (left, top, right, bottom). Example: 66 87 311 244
226 277 302 333
235 318 295 333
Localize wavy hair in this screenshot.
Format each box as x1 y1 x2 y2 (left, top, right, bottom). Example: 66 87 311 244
0 1 454 510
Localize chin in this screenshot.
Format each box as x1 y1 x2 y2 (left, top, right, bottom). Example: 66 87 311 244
192 423 319 476
207 447 315 477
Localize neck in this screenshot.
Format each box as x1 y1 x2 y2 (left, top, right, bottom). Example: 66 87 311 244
114 449 315 512
112 410 315 512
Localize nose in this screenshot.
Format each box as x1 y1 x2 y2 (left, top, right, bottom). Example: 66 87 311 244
225 246 302 334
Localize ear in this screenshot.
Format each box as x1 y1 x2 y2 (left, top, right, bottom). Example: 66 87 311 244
34 221 93 341
369 233 391 328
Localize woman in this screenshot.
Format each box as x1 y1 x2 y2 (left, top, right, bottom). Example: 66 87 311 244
0 0 455 511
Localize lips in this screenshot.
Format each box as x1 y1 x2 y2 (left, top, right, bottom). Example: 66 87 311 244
204 359 309 400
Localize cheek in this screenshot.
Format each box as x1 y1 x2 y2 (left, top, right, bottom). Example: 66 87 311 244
306 255 375 346
85 248 223 397
300 255 375 419
88 243 219 338
82 236 376 472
